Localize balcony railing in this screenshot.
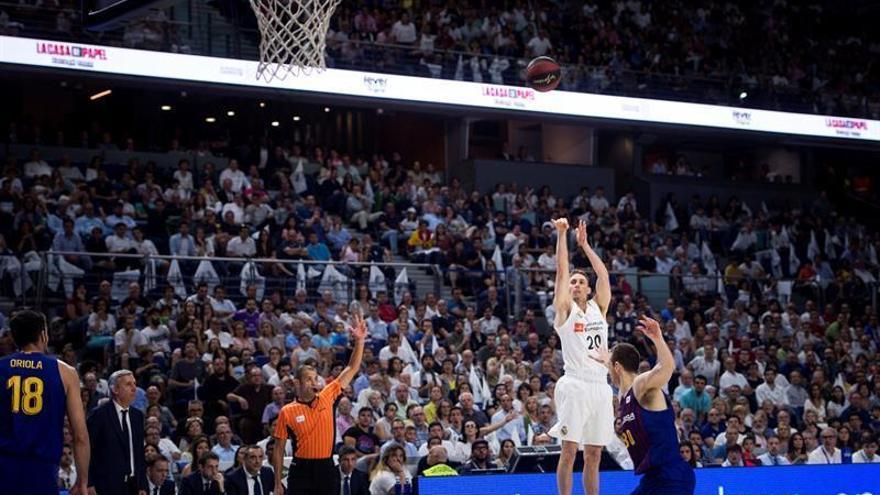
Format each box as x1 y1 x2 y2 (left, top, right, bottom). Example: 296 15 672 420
0 0 860 116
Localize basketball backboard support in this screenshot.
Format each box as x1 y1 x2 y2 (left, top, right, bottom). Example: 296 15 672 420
82 0 177 30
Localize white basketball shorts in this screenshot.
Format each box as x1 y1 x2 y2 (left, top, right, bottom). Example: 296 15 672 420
549 374 615 446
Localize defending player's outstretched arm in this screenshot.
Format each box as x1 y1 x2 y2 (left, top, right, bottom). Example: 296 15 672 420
632 316 675 402
552 217 572 327
576 219 611 316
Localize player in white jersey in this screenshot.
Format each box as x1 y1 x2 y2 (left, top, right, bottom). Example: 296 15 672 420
549 218 614 495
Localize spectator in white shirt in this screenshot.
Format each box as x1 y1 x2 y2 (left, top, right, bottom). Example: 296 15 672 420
755 367 789 408
617 191 637 211
57 155 84 181
210 286 237 318
589 187 610 214
688 344 720 386
226 226 257 257
173 159 194 191
654 247 677 274
114 316 147 370
757 435 790 466
222 196 246 225
852 436 879 463
671 307 693 343
218 159 248 193
23 148 52 178
719 357 750 398
526 29 553 57
391 12 417 44
105 223 135 253
807 428 842 464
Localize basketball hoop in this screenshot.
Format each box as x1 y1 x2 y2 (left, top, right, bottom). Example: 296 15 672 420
248 0 341 82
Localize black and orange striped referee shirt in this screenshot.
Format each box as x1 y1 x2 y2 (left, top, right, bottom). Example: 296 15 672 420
274 379 342 459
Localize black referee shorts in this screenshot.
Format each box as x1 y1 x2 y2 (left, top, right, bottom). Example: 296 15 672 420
287 457 339 495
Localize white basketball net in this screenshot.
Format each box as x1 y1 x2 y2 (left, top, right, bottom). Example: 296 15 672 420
249 0 341 82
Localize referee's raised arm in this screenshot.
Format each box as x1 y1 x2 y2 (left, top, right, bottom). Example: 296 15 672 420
336 310 368 388
272 311 368 495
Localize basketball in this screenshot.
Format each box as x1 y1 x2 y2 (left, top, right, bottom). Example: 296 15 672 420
526 56 561 92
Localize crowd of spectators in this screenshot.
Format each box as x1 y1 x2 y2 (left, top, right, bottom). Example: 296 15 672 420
3 0 880 117
1 124 880 492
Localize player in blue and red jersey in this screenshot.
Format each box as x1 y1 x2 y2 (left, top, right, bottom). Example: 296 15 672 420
0 310 90 495
594 316 695 495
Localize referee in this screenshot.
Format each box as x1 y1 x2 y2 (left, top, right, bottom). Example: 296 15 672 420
273 310 367 495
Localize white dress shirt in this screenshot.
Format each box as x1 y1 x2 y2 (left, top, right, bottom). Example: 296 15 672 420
807 446 842 464
719 370 749 398
852 449 880 463
113 400 135 476
246 470 264 495
755 382 789 407
339 469 353 495
757 452 790 466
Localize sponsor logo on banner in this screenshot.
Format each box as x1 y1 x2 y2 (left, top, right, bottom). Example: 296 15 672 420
363 76 387 93
481 85 535 108
732 110 752 125
826 118 868 137
620 100 649 116
36 41 107 68
219 66 244 77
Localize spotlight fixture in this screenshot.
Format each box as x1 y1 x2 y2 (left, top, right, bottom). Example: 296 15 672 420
90 89 112 101
205 117 216 123
160 105 172 111
293 116 301 122
271 121 280 127
227 111 235 117
739 91 748 100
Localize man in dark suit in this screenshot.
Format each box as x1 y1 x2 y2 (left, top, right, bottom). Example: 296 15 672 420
337 446 369 495
224 445 274 495
88 369 147 495
181 452 225 495
146 456 176 495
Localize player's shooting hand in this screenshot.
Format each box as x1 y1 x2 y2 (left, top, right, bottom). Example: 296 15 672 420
637 316 663 341
576 219 589 249
552 218 569 232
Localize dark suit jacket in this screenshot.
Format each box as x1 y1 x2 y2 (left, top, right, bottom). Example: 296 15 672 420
224 466 275 495
336 469 369 495
180 472 223 495
147 479 176 495
87 400 147 495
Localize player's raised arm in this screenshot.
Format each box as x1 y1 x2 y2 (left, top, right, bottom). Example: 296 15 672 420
576 220 610 315
632 316 675 399
60 361 90 495
552 218 572 327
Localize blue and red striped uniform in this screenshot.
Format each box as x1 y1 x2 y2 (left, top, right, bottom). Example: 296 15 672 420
0 351 67 495
617 387 695 495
